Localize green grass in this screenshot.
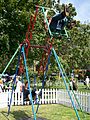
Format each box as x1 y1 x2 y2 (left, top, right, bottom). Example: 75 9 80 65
44 82 90 93
77 83 90 93
0 104 90 120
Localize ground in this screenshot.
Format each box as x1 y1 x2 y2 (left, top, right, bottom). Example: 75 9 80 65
0 104 90 120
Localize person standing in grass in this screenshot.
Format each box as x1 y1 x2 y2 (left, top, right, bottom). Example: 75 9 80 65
72 78 78 91
85 76 90 89
23 81 37 103
69 79 73 90
0 80 3 93
69 78 78 91
23 81 30 101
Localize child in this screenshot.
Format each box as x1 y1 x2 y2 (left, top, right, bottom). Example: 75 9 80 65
49 5 69 32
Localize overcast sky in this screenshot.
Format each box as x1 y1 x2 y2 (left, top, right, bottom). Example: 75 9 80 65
60 0 90 23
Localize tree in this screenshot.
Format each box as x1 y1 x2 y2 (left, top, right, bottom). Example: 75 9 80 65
0 0 90 77
68 23 90 69
0 0 33 71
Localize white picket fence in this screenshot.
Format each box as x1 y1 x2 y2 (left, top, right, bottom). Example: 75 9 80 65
39 89 57 104
0 89 90 113
56 89 90 113
0 90 23 108
0 91 8 108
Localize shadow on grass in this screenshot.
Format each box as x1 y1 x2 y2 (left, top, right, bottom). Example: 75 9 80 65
1 110 47 120
21 117 47 120
1 112 9 120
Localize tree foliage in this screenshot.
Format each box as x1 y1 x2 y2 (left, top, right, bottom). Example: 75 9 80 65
0 0 32 71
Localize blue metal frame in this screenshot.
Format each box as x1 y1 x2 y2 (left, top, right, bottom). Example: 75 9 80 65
21 46 36 120
52 47 80 120
8 48 21 115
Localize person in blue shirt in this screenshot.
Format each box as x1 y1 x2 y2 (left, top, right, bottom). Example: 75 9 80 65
49 5 69 33
46 5 76 35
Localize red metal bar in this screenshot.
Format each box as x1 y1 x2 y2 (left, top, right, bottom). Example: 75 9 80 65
30 45 46 49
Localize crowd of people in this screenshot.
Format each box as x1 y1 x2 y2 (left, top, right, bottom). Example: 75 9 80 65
0 75 39 104
69 69 90 91
0 69 90 98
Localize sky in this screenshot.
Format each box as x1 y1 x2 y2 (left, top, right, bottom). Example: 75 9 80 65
60 0 90 23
